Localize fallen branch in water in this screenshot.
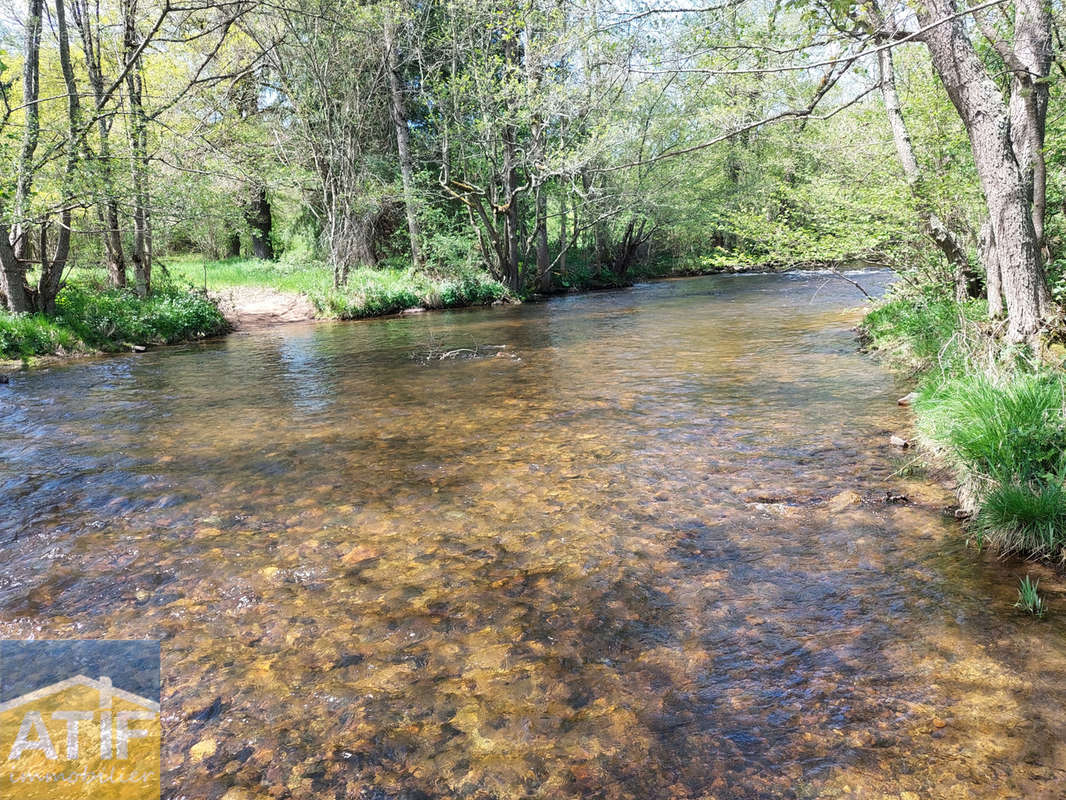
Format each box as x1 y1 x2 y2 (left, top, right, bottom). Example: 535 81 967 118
419 342 509 362
829 269 873 299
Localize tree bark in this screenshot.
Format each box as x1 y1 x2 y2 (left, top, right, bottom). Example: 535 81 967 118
385 19 423 269
124 0 152 297
915 0 1049 341
224 229 241 259
2 0 43 311
534 186 551 291
980 219 1005 318
38 0 81 315
558 188 568 281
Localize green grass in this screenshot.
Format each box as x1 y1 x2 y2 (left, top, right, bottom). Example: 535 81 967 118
864 292 1066 564
163 256 510 319
312 266 509 319
861 295 988 369
0 281 229 360
0 313 83 359
975 483 1066 558
163 255 331 294
1014 575 1048 618
915 371 1066 484
914 370 1066 561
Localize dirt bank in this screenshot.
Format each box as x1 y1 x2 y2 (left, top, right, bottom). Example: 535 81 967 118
213 287 317 329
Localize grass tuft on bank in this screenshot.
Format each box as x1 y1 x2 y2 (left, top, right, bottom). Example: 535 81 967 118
311 266 509 319
0 282 229 360
862 291 1066 563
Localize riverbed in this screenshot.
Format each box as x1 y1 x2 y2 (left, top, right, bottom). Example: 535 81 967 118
1 272 1064 799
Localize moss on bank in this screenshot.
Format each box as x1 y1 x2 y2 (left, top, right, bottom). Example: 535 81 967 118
0 283 229 360
861 293 1066 563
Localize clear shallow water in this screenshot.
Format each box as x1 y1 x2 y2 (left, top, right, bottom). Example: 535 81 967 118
1 272 1065 799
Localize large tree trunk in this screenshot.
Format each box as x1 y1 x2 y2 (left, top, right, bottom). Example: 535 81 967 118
385 19 423 269
877 44 975 302
246 185 274 260
2 0 44 311
1003 0 1052 254
915 0 1049 341
0 230 29 313
37 0 81 315
980 219 1005 318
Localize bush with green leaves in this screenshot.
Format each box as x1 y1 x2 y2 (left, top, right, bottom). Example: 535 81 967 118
55 283 229 349
0 282 228 360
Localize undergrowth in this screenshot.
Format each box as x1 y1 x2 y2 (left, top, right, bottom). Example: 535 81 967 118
862 286 1066 563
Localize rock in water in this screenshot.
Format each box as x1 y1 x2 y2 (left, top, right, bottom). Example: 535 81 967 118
828 490 862 512
890 435 909 448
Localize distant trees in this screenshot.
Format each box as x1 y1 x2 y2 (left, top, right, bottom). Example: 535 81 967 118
0 0 255 311
0 0 1062 341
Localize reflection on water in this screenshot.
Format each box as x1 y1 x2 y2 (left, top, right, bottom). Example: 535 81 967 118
2 272 1065 799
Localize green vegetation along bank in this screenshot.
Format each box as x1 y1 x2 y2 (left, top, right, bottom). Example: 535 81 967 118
861 290 1066 565
1 253 690 360
0 282 229 361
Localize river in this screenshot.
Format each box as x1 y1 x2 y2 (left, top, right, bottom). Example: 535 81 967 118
1 272 1064 798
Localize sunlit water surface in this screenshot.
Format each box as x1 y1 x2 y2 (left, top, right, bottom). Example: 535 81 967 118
2 273 1065 799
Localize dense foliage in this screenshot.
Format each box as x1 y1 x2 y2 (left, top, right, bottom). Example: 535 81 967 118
0 282 228 359
0 0 1032 305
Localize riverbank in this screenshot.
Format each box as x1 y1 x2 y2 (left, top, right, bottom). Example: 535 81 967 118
0 283 229 361
860 293 1066 569
0 256 871 363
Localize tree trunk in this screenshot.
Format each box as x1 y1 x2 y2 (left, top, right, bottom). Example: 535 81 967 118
980 219 1005 318
124 0 152 297
385 19 423 269
1006 0 1052 256
878 34 975 302
916 0 1049 341
2 0 43 311
558 189 568 281
74 0 126 288
500 44 521 294
38 0 80 315
535 187 550 291
0 230 29 313
224 229 241 259
246 185 274 260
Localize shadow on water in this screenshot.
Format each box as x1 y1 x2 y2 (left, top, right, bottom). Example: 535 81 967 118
2 272 1066 798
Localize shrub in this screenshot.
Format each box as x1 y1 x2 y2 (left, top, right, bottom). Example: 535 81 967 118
310 267 508 319
0 282 228 359
55 283 229 349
